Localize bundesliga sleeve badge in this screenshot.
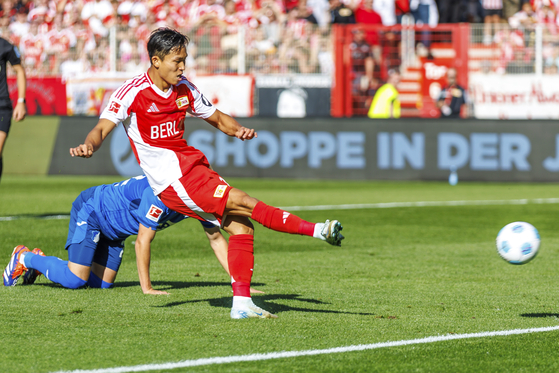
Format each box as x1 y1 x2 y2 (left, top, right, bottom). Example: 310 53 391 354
146 205 164 222
108 101 121 114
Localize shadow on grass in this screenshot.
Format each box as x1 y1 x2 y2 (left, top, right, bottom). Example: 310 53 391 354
0 213 70 221
520 313 559 318
115 281 266 290
33 280 265 290
154 293 376 316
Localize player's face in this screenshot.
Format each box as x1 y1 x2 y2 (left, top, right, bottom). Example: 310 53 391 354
154 47 187 89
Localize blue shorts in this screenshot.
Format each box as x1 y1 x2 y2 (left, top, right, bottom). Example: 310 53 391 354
66 187 125 272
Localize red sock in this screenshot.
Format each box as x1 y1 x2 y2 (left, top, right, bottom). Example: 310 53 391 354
228 234 254 297
251 201 315 237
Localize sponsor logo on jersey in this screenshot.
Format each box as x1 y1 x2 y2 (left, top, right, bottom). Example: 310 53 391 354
147 103 160 112
108 101 121 114
176 96 190 109
213 185 228 198
147 205 164 222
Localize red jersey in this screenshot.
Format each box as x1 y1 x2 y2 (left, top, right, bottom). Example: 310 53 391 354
100 72 217 195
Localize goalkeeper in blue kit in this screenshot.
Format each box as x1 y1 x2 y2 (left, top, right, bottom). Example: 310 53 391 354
3 175 234 294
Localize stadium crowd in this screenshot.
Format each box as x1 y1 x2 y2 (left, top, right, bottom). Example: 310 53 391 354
0 0 556 78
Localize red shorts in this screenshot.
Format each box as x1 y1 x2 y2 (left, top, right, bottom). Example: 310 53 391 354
158 165 232 226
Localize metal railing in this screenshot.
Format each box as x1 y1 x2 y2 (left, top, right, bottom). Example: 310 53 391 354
7 23 333 78
468 23 553 76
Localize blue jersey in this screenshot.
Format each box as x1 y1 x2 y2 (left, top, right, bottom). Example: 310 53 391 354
85 176 186 241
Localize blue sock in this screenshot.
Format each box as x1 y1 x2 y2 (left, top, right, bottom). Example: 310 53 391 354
26 254 87 289
87 272 113 289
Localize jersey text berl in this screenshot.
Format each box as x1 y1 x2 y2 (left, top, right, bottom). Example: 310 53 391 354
100 73 216 195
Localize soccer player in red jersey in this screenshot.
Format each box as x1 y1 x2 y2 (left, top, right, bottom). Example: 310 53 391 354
70 27 344 319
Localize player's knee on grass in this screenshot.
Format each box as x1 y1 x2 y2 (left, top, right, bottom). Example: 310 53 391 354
87 272 114 289
49 261 87 289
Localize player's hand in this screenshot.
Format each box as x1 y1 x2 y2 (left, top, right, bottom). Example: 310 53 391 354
143 288 170 295
70 144 94 158
250 287 264 294
235 126 257 141
12 102 26 122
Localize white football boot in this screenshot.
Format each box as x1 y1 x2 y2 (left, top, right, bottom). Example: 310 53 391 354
230 297 277 319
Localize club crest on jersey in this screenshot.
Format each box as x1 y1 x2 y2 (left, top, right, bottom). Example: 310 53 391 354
147 205 164 222
176 96 189 109
214 185 227 198
108 101 121 114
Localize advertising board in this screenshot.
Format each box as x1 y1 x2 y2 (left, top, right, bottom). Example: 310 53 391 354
48 118 559 182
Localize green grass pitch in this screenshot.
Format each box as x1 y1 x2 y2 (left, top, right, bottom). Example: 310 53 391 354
1 176 559 372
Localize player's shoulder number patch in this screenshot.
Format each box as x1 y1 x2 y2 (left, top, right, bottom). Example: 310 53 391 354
146 205 164 222
214 185 228 198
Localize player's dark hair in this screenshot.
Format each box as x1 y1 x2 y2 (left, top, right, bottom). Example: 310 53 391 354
147 28 190 62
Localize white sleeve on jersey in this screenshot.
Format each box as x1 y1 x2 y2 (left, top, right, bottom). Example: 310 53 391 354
100 75 149 125
185 81 217 119
100 94 130 125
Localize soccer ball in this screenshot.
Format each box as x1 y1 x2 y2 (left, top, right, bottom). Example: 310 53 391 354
496 222 540 265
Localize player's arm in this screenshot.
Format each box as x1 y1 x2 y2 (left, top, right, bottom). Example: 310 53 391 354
136 223 169 295
203 224 264 294
11 64 26 122
69 118 117 158
204 109 257 141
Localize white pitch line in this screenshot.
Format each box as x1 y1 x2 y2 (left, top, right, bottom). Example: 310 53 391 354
2 198 559 222
0 214 70 221
279 198 559 211
52 325 559 373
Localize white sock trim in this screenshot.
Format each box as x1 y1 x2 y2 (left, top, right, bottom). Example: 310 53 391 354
232 296 253 309
314 223 326 240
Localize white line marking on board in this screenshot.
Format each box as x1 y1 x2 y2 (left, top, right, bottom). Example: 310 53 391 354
3 198 559 222
279 198 559 211
51 325 559 373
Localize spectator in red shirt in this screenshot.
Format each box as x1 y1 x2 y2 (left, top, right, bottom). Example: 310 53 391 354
355 0 382 45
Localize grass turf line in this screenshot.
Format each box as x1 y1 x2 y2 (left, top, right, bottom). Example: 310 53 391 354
49 326 559 373
1 176 559 372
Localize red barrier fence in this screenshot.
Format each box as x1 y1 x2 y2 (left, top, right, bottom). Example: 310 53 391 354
332 23 469 118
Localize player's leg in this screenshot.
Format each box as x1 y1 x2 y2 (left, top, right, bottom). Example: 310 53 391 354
20 211 103 289
18 249 89 289
221 215 277 319
0 114 11 183
159 166 343 245
86 239 124 289
226 188 344 246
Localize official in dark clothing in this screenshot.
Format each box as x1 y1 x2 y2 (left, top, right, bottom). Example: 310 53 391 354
0 37 26 183
437 68 468 118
